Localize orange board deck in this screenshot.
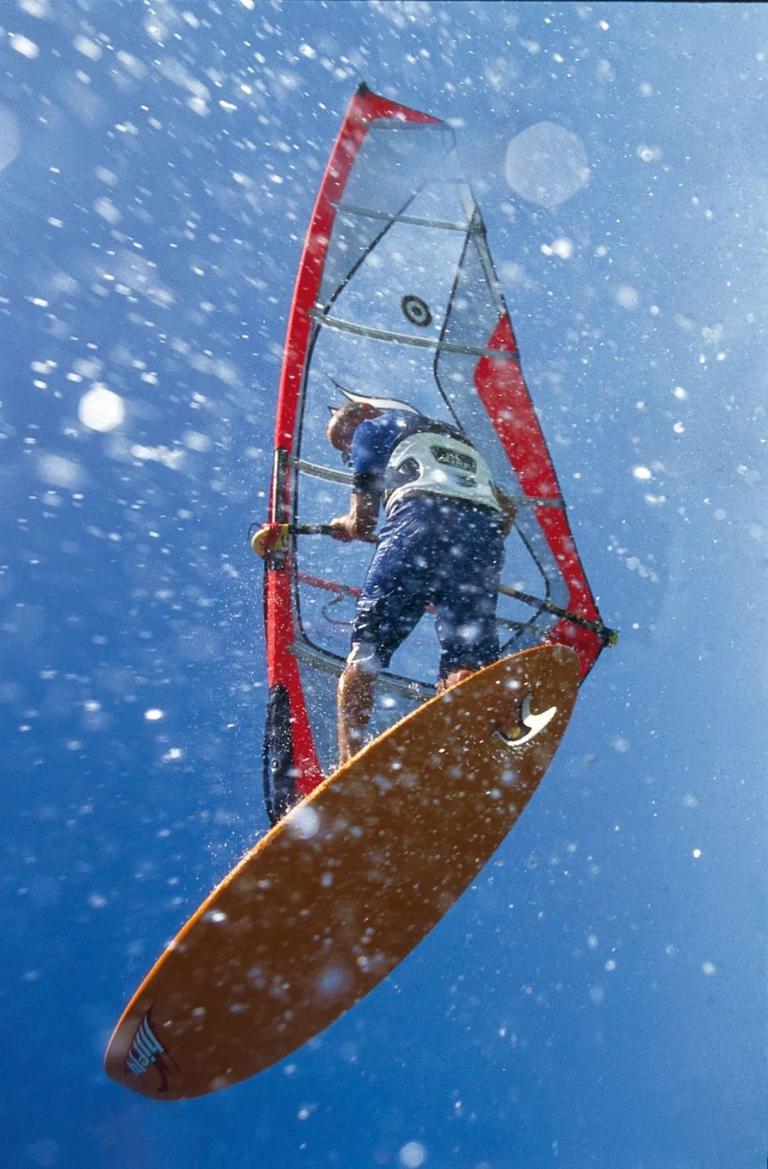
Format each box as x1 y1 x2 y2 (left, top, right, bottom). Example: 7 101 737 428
105 644 580 1099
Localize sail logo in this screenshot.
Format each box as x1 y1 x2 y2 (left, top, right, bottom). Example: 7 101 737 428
125 1014 166 1078
493 693 557 750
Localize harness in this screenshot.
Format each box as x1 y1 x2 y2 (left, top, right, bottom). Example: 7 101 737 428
384 421 501 513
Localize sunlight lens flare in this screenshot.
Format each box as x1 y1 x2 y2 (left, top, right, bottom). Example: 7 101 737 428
505 121 590 209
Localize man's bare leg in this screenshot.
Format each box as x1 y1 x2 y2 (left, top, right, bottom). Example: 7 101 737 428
337 661 376 765
338 663 475 763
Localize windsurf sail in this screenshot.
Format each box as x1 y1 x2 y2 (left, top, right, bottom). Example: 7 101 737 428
261 83 613 823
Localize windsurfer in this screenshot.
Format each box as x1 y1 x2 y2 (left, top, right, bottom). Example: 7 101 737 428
326 401 516 764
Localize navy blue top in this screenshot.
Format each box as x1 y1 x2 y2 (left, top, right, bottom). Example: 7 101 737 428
350 410 425 495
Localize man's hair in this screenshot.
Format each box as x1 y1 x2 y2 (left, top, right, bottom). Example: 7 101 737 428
330 401 378 424
328 401 380 449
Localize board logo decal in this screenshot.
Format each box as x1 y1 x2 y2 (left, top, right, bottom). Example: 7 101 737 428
125 1014 171 1088
493 693 557 750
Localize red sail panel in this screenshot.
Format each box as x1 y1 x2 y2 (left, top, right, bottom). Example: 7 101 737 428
474 314 603 676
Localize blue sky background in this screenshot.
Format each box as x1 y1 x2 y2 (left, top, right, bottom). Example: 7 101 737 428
1 2 765 1167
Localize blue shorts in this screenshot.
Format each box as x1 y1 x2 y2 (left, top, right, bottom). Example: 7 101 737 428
350 496 504 680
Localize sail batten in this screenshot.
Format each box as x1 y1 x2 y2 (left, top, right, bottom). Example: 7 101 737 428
334 200 478 233
289 457 354 486
309 309 521 360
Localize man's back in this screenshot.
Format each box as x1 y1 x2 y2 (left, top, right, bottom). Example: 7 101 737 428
350 409 502 515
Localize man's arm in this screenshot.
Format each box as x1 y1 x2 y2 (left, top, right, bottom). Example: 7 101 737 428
329 491 379 543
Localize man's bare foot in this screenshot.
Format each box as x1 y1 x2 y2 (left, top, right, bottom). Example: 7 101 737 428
435 667 475 696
